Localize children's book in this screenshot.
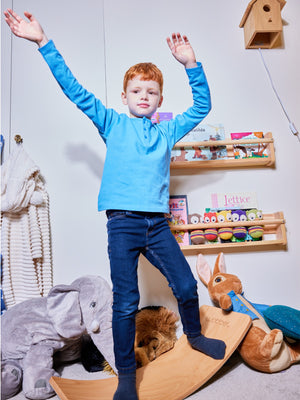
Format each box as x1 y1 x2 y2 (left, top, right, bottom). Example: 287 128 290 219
151 112 173 124
230 132 269 159
167 195 190 246
171 124 227 162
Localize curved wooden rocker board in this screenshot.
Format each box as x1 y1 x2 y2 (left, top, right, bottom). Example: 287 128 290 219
50 306 251 400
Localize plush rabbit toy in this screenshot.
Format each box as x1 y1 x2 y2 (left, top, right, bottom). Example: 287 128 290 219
197 253 300 373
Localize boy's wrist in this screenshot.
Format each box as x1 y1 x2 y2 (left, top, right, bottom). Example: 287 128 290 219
185 61 198 69
37 34 49 48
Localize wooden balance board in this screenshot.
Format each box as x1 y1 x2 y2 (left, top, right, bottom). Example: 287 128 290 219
50 305 251 400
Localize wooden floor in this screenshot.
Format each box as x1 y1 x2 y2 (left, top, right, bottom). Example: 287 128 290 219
50 305 251 400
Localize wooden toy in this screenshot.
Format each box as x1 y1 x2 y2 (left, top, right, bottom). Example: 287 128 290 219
49 305 251 400
239 0 286 49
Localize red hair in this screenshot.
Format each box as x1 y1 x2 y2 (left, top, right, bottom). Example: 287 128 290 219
123 62 163 94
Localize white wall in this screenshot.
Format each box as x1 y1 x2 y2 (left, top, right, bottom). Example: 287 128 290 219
2 0 300 312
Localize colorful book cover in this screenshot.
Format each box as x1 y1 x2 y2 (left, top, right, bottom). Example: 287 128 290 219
171 124 227 162
230 132 269 159
151 112 173 124
211 192 258 210
167 195 190 246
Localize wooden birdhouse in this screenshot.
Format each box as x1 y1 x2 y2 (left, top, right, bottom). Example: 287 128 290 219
239 0 286 49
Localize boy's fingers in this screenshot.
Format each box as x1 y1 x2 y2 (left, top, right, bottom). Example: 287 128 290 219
9 8 22 22
24 11 34 21
166 37 174 50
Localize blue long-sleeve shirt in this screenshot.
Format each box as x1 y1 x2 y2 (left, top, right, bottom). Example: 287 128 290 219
39 40 211 212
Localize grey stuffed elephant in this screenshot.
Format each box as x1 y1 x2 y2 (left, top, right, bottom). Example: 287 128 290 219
1 275 116 400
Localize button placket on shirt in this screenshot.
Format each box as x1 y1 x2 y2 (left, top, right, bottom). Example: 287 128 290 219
143 117 148 139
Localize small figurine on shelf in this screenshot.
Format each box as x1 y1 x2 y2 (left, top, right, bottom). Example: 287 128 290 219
246 209 264 241
231 209 247 242
203 210 218 243
216 210 233 243
188 213 205 245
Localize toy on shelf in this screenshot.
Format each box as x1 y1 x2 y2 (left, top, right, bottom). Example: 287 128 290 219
203 211 218 243
197 253 300 373
168 211 287 254
176 207 264 246
231 210 248 242
246 208 264 240
216 210 233 243
188 214 205 245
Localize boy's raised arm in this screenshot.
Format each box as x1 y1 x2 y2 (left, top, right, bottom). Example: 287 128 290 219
4 8 48 48
166 32 198 69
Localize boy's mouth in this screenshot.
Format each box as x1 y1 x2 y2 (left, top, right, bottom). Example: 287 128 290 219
138 103 149 108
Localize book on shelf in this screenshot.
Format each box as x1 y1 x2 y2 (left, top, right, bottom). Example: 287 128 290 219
230 132 269 159
171 124 228 162
151 112 173 124
167 195 190 246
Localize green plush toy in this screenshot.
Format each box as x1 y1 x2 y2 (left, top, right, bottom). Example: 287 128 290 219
246 208 264 240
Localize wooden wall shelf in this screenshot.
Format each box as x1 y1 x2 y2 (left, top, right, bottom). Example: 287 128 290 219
169 212 287 254
170 132 275 170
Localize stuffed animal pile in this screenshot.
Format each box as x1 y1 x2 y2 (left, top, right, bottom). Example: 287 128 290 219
1 276 179 400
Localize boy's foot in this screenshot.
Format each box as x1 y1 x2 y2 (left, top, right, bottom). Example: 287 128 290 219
188 334 226 359
113 372 138 400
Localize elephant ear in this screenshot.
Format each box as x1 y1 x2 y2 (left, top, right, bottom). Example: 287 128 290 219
47 284 85 338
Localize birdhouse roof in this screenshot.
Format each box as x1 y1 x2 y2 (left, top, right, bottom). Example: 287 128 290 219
239 0 286 28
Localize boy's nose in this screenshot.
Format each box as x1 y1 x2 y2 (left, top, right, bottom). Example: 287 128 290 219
140 91 149 100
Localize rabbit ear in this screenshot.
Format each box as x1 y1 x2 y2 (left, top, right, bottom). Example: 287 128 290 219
196 254 212 286
213 252 226 275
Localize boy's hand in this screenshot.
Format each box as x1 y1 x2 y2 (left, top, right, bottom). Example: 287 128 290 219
4 8 48 47
166 33 197 69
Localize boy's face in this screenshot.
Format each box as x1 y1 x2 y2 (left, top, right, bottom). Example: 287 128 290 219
121 76 163 119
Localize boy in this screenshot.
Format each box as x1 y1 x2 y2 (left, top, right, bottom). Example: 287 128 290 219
4 9 226 400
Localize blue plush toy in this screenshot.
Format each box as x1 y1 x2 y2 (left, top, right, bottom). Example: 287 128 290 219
263 305 300 341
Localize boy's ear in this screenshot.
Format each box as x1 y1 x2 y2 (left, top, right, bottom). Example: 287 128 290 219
158 95 163 108
121 92 128 105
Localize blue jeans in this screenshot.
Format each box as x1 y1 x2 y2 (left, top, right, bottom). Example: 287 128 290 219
106 210 201 374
